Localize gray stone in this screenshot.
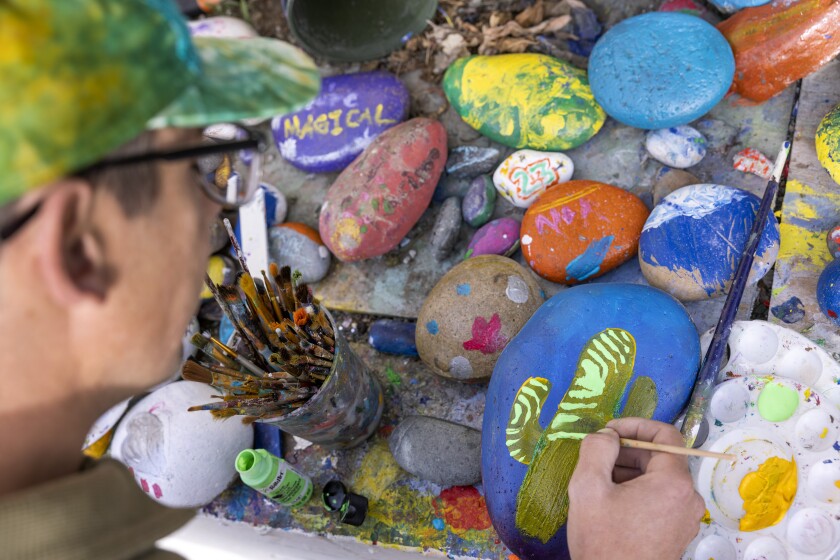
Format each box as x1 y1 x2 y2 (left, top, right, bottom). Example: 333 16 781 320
388 415 482 487
268 224 331 283
445 146 501 179
430 197 462 261
432 173 472 203
693 118 739 152
652 168 700 205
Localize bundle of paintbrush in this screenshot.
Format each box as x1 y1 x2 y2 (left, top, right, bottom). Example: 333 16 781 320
183 219 336 424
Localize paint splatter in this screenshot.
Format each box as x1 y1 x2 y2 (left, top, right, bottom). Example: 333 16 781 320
733 148 773 179
432 518 445 530
565 235 614 282
433 486 492 532
153 483 163 499
426 321 439 335
456 283 471 296
463 314 508 354
385 366 402 387
140 478 150 493
770 296 806 324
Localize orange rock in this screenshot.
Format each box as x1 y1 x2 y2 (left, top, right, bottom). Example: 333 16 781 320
520 180 649 284
718 0 840 102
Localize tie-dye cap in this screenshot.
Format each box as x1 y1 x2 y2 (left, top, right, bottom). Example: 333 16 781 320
0 0 321 206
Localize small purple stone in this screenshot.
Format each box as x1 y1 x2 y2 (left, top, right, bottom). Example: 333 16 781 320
272 71 409 173
462 175 496 227
466 217 521 258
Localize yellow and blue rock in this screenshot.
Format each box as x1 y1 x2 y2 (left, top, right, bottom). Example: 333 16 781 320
816 104 840 186
442 54 606 151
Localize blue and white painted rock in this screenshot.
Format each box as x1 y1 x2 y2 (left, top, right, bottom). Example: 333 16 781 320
467 218 521 258
483 283 700 560
368 319 418 357
268 223 331 283
589 13 734 129
188 16 257 38
708 0 771 13
817 259 840 325
462 175 497 228
493 150 574 209
271 71 409 173
416 256 543 382
639 184 780 301
446 146 501 179
645 126 707 168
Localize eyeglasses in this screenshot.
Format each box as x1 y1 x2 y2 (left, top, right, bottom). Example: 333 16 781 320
0 124 267 242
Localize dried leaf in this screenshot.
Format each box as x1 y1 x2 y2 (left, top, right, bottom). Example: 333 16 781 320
433 32 469 73
528 14 572 35
515 0 545 27
489 11 511 27
498 37 536 52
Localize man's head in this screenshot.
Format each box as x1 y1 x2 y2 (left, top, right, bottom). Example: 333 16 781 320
0 0 319 492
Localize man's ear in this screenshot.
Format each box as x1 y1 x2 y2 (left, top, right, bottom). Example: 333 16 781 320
36 178 110 306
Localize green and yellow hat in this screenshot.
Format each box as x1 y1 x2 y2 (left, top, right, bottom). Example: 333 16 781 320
0 0 321 206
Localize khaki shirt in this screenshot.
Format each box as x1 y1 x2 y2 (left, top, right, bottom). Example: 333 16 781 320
0 460 194 560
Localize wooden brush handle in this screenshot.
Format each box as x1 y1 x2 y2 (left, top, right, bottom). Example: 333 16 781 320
619 438 735 461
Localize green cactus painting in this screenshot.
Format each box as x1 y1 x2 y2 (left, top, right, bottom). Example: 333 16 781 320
505 328 658 543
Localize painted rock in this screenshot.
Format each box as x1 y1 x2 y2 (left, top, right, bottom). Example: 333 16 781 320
430 197 462 261
268 222 331 283
645 126 707 168
816 104 840 186
416 255 543 382
446 146 501 179
493 150 574 209
520 180 649 285
368 319 418 357
319 118 447 262
483 283 700 560
188 16 258 38
200 254 236 301
733 147 773 180
467 218 521 259
272 71 409 173
462 175 497 227
659 0 706 16
111 381 253 508
639 184 780 301
827 223 840 259
389 416 482 487
718 0 840 103
589 13 734 129
817 259 840 326
708 0 770 12
443 54 606 151
652 168 700 205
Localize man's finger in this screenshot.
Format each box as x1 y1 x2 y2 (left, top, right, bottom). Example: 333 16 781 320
570 428 620 494
612 465 642 484
606 417 688 474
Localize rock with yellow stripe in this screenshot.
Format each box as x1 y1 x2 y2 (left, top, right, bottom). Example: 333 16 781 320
483 283 700 560
442 54 606 151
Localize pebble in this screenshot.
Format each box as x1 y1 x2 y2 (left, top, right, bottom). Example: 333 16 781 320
416 256 542 382
709 0 771 13
566 2 602 57
272 71 409 173
659 0 706 16
827 224 840 259
389 416 482 487
462 176 497 228
816 104 840 186
467 218 520 259
431 197 463 261
445 146 501 179
433 174 472 203
639 184 780 301
188 16 257 38
443 53 606 151
484 284 700 560
694 118 739 150
733 148 773 179
652 168 700 205
368 319 418 357
588 13 734 129
268 223 331 283
818 259 840 325
521 180 649 284
493 149 574 209
770 296 806 324
645 126 707 168
319 118 447 262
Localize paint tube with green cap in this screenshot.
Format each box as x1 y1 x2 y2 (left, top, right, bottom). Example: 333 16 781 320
235 448 313 508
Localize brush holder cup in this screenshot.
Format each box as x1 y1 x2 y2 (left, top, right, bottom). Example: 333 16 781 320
260 310 383 449
283 0 437 62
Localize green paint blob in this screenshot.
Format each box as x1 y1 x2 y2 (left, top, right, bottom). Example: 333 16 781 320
385 366 402 387
757 382 799 422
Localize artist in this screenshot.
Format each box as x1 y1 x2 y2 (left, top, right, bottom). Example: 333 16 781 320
0 1 703 559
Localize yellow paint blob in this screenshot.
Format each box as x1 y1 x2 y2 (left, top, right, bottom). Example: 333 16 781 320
200 255 228 299
701 509 711 525
738 456 797 532
821 427 829 439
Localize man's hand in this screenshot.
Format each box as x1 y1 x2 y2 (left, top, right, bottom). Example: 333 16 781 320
567 418 706 560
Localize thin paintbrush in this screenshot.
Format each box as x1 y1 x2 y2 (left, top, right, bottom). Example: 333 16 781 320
619 438 735 461
191 332 267 378
681 138 796 447
223 217 250 275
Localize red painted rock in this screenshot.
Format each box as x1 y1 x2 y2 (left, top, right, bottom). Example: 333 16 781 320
520 180 649 284
319 118 447 262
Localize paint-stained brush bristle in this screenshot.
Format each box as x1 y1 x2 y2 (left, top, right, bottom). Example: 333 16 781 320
182 360 213 384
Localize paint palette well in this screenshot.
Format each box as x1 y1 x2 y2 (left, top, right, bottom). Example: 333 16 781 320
700 320 840 407
684 376 840 560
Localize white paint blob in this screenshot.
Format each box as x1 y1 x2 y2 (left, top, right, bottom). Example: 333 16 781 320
505 275 530 304
693 534 736 560
777 348 823 386
806 460 840 504
521 234 533 246
743 536 788 560
710 382 750 424
786 508 835 555
795 408 836 452
733 322 779 364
